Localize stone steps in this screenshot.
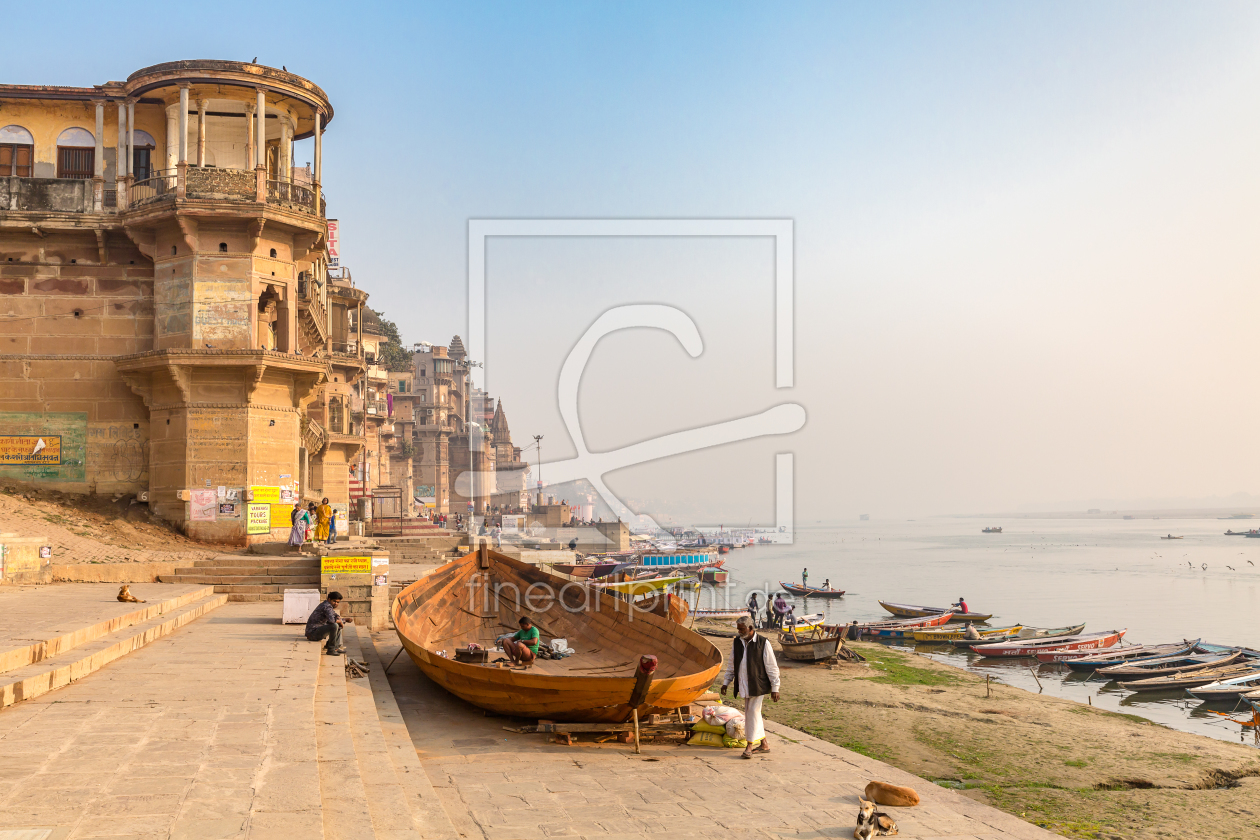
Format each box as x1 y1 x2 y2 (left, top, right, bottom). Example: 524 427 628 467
191 554 320 568
174 565 320 576
0 590 228 707
0 585 215 675
163 574 322 585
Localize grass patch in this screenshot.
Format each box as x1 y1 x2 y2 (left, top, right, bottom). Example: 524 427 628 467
1064 759 1088 767
860 648 961 687
1150 752 1198 764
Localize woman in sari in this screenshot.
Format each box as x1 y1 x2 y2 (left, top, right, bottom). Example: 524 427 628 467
314 497 332 543
289 502 310 551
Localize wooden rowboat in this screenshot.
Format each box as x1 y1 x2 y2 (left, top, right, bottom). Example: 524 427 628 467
861 612 955 638
1097 649 1241 679
972 630 1125 658
877 600 994 622
1184 671 1260 701
1043 640 1199 669
392 545 723 722
690 608 746 620
949 623 1086 649
779 582 846 598
913 624 1022 643
548 561 617 579
1118 663 1259 692
778 630 843 662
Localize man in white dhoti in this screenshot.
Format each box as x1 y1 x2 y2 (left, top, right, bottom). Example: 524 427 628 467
720 614 781 758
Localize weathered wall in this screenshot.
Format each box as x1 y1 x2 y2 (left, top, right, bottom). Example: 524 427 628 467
0 99 167 180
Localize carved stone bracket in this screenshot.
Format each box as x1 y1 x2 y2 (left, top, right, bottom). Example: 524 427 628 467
292 370 327 408
95 229 108 265
244 364 267 403
166 365 191 404
123 225 156 261
176 215 199 254
248 218 267 253
292 231 322 263
117 370 153 408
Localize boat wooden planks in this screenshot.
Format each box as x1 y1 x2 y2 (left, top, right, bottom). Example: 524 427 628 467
392 546 723 722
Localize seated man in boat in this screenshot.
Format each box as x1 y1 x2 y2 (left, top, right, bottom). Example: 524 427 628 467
963 622 981 641
953 596 969 614
305 591 351 656
720 615 781 759
501 616 540 665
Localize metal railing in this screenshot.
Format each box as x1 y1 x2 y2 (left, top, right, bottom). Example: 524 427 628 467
130 169 177 206
266 179 319 215
103 189 117 210
366 400 388 416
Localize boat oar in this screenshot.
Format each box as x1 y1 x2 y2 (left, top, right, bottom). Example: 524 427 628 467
627 655 658 755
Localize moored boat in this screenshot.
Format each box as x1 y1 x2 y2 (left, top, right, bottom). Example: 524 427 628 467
548 561 618 579
860 612 955 639
972 630 1125 658
1040 640 1199 668
779 581 846 598
392 545 723 722
690 607 746 620
877 600 993 622
948 623 1086 648
982 527 1002 533
778 631 844 662
1096 649 1242 679
1118 663 1259 692
698 568 729 584
913 624 1022 643
589 575 691 597
1184 671 1260 701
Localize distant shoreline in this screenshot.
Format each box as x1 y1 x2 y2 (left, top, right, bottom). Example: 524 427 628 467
951 508 1260 520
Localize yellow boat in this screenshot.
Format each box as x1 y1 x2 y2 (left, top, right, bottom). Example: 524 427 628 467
590 575 689 596
912 624 1022 643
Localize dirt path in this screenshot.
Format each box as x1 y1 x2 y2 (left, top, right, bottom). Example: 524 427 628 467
761 640 1260 839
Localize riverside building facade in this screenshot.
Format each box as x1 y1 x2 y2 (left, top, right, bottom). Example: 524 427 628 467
0 60 373 543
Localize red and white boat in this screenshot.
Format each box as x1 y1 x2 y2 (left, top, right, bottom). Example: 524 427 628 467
973 630 1126 658
857 612 955 639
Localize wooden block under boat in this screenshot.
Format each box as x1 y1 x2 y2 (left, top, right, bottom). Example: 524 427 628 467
392 544 724 723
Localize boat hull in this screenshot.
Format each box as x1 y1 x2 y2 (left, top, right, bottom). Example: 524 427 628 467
973 630 1125 658
779 582 845 598
393 547 723 722
877 600 993 622
778 634 842 662
913 625 1022 643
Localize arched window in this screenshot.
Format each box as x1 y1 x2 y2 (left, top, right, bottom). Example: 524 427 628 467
0 125 34 177
56 127 95 179
132 130 156 181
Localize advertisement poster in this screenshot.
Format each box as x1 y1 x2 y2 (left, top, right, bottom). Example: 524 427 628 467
501 515 522 534
270 504 294 529
190 489 217 521
331 503 348 532
250 485 281 504
320 555 371 574
327 219 340 268
218 503 239 518
246 504 271 535
0 435 61 465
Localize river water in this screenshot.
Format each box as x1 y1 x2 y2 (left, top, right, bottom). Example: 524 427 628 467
690 519 1260 747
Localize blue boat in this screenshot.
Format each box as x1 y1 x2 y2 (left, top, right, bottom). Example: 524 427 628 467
1062 639 1200 672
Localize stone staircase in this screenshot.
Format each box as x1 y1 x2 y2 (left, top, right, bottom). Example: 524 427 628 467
373 534 463 565
1 586 226 708
160 554 320 601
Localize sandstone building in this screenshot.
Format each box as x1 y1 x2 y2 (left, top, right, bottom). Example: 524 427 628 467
0 60 372 543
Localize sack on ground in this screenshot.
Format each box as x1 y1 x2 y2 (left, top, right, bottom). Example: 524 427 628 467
690 721 727 735
723 735 762 749
702 705 744 726
686 731 726 747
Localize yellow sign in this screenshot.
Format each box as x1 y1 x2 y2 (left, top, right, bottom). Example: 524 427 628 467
250 485 281 504
321 555 372 574
270 504 295 528
246 503 271 535
0 436 61 465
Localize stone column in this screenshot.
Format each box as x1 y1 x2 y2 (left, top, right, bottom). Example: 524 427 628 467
176 86 189 199
313 111 322 215
244 102 255 175
255 89 267 202
92 100 105 212
127 100 136 177
281 117 293 182
116 101 128 209
165 104 178 170
197 99 208 166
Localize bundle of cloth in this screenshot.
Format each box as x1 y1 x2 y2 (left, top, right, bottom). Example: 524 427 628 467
686 705 758 749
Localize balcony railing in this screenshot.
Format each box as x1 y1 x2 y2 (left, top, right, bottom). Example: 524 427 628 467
267 179 318 214
130 169 177 207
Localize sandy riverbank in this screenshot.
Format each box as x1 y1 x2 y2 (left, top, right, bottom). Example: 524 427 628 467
745 637 1260 839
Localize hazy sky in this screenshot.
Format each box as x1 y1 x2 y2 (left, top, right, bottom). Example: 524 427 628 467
15 2 1260 524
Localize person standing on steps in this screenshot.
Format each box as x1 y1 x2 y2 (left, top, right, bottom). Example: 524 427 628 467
720 615 780 759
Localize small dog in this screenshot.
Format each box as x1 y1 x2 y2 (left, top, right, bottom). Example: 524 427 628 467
854 797 898 839
117 585 146 603
865 780 919 807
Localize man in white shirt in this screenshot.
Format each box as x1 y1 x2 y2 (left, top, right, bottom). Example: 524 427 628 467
720 615 781 758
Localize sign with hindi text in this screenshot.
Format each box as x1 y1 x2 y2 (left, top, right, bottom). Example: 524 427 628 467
0 436 61 465
320 555 372 574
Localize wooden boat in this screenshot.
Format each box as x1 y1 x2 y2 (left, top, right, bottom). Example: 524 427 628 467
779 581 846 598
877 601 993 622
698 568 729 584
1224 530 1255 536
1043 640 1199 669
589 575 690 596
691 608 746 620
778 630 844 662
982 527 1002 533
948 623 1086 648
1160 535 1183 540
780 613 826 633
1184 671 1260 701
973 630 1125 658
861 613 955 639
913 624 1022 643
392 545 723 722
548 561 617 579
1118 663 1260 692
1097 649 1242 679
